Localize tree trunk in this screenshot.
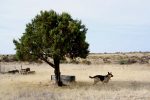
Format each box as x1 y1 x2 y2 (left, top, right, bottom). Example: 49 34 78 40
54 58 63 86
0 63 1 73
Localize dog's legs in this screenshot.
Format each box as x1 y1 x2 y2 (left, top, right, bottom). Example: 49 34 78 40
93 78 99 85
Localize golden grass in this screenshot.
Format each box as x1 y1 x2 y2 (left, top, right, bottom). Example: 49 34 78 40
0 63 150 100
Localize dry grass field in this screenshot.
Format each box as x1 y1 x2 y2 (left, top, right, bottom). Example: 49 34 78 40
0 62 150 100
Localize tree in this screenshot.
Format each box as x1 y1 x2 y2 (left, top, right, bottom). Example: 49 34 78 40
13 10 89 86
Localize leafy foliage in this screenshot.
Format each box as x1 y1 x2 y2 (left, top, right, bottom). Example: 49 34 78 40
13 10 89 62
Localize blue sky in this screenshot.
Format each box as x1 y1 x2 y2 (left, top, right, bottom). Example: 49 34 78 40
0 0 150 54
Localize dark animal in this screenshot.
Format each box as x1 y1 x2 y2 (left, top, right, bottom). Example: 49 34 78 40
20 68 30 74
89 72 113 84
8 70 19 74
21 68 30 72
25 68 30 72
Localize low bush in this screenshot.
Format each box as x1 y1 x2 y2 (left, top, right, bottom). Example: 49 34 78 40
119 59 137 65
81 60 91 65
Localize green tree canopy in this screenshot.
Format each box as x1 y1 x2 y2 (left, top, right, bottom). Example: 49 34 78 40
13 10 89 86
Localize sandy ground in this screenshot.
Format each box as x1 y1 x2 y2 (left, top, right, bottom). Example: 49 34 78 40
0 62 150 100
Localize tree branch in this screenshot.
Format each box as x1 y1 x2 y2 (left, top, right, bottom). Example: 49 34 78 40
32 53 55 68
39 56 55 68
43 58 55 68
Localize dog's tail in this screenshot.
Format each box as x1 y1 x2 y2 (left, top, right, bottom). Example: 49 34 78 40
89 76 95 78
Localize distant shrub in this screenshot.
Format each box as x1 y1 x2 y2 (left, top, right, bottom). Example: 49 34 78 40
139 56 149 64
119 59 128 65
2 55 9 62
103 58 111 63
1 55 18 62
81 60 91 65
119 59 137 65
10 55 18 61
70 59 79 64
127 59 137 64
